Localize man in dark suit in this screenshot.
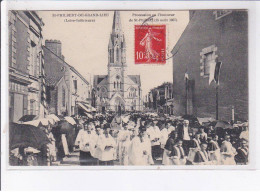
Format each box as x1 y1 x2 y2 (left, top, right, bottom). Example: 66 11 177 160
177 120 191 155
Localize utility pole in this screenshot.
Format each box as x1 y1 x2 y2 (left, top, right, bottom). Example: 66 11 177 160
216 84 219 120
185 77 188 115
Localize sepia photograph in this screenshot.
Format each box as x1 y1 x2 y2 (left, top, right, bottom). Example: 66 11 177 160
7 9 249 167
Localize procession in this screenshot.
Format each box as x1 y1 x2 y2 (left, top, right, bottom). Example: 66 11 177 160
9 111 249 166
8 10 248 167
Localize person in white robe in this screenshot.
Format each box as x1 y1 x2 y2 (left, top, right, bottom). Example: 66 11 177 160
146 120 162 160
160 123 172 149
220 135 237 165
119 134 131 165
207 135 221 165
111 114 122 131
111 128 119 160
239 125 249 142
89 127 100 165
75 123 96 165
96 128 116 165
92 128 104 164
118 124 132 165
128 130 154 165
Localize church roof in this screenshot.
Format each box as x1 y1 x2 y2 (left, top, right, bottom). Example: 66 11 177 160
46 75 63 87
93 75 108 86
128 75 141 86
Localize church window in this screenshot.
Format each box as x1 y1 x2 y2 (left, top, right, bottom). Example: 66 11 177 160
109 49 113 63
120 82 122 89
114 82 116 88
116 47 119 62
111 49 114 63
117 81 119 89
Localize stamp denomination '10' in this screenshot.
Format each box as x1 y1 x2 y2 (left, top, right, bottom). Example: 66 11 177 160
135 25 166 64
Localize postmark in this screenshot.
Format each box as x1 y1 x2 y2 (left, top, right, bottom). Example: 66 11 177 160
135 25 166 64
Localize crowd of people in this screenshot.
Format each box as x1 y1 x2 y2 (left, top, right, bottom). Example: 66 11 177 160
74 113 249 166
9 112 249 166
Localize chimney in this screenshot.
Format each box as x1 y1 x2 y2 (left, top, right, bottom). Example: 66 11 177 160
45 39 62 58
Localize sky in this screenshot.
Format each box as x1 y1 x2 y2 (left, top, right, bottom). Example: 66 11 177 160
38 10 189 96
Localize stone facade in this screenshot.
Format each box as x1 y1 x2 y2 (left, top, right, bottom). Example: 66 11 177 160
171 10 248 121
93 11 142 113
44 40 91 116
9 11 46 122
47 77 69 115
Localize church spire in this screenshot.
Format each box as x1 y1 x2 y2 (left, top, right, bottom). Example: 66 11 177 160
112 11 122 34
108 11 126 66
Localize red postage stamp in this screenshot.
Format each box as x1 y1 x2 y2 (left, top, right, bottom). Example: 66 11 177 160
135 25 166 64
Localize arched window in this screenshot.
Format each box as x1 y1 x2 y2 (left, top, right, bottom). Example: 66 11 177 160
114 82 116 88
111 49 114 63
120 82 122 89
109 49 113 63
117 81 119 89
116 47 119 62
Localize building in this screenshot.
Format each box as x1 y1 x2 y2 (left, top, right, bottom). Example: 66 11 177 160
9 11 46 122
44 40 91 116
93 11 142 113
171 10 248 121
144 82 174 114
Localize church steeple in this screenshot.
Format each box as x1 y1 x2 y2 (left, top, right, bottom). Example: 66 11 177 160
108 11 126 66
112 11 122 34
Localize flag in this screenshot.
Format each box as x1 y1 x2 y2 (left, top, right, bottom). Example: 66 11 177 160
165 86 168 100
208 61 217 85
184 72 189 81
214 62 222 85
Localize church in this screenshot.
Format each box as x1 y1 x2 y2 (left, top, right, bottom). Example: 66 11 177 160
93 11 142 113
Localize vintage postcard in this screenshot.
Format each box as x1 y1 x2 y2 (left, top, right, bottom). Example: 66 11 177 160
4 8 249 168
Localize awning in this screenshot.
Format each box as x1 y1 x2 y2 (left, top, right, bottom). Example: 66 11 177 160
78 102 92 113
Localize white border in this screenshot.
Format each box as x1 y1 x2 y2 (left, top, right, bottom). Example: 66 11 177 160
1 0 260 190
